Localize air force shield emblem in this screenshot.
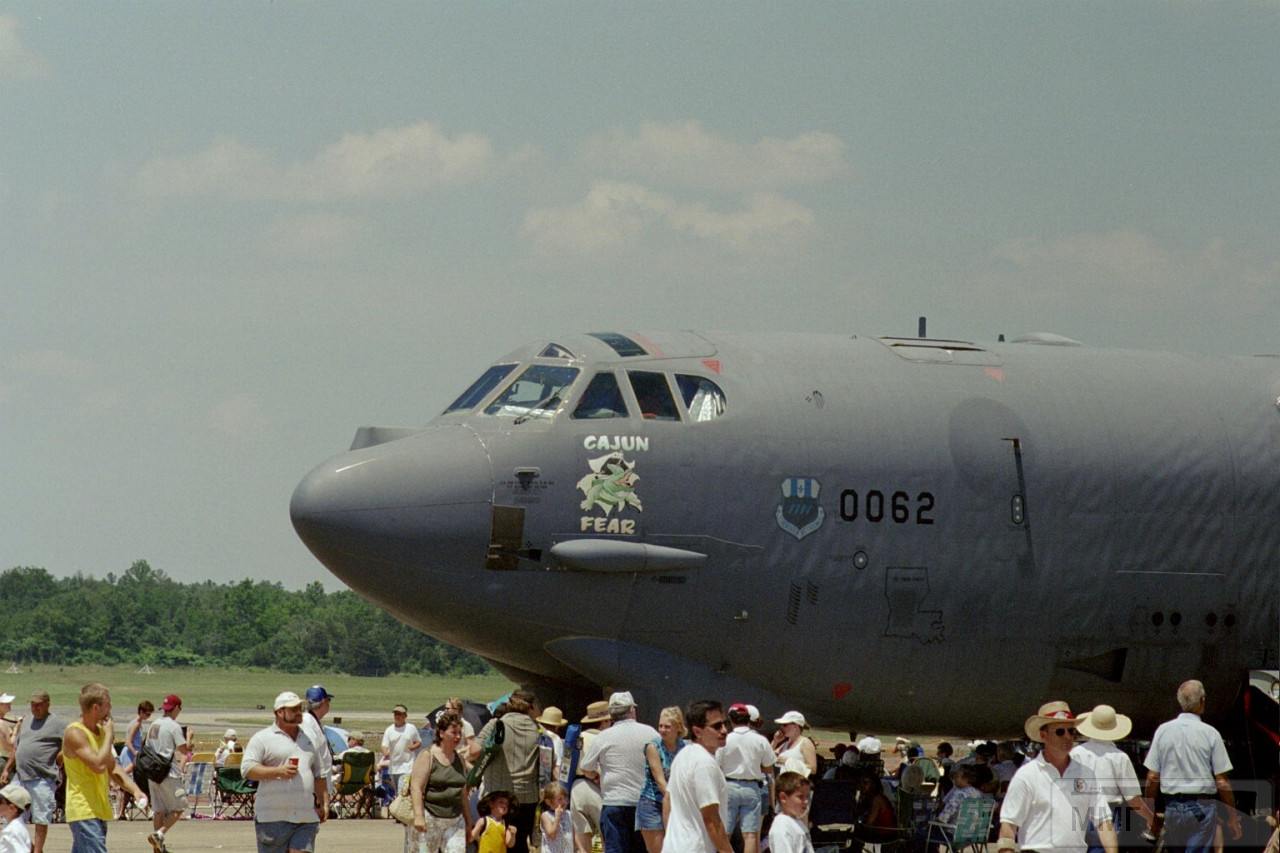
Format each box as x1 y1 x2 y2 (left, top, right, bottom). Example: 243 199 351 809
776 477 825 540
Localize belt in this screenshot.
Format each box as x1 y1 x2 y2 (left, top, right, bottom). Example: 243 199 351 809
1165 794 1216 803
727 778 764 785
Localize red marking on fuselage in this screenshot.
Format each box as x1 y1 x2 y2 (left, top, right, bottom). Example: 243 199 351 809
832 682 853 700
702 359 722 374
984 367 1006 383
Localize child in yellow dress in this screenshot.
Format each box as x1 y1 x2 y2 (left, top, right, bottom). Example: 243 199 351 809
471 790 516 853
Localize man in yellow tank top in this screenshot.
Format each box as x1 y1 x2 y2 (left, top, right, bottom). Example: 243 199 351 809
62 683 147 853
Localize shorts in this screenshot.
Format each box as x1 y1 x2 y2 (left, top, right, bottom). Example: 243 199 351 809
635 797 664 831
255 820 319 853
20 778 56 825
149 776 189 815
725 779 765 834
70 818 108 853
570 778 602 835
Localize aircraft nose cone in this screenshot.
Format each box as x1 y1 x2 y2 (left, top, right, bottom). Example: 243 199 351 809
290 426 493 589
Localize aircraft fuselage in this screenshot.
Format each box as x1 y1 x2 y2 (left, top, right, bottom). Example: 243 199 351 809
291 331 1280 734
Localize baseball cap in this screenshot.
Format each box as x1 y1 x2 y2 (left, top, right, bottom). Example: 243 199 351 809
223 729 237 739
162 694 182 712
0 782 30 810
305 685 334 703
607 691 635 714
392 704 408 715
745 704 761 723
274 691 303 711
0 693 14 704
774 710 807 727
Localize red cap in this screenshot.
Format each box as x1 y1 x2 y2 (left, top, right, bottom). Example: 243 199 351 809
728 702 750 714
162 694 182 712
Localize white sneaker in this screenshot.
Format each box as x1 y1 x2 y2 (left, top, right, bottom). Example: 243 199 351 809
147 830 167 853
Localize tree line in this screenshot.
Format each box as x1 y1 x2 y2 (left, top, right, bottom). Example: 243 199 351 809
0 561 490 677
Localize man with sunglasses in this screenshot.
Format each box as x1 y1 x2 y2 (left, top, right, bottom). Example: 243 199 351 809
661 700 732 853
999 701 1116 853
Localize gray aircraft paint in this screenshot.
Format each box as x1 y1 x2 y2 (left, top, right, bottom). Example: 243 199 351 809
290 331 1280 734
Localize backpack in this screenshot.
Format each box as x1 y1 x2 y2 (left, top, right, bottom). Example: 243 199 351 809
465 718 505 787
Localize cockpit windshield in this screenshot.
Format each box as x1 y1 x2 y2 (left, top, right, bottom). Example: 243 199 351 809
444 364 517 414
484 365 580 420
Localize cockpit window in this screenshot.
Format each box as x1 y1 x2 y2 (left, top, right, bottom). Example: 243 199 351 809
676 374 727 422
628 371 680 421
572 372 628 419
484 365 580 419
444 364 517 413
538 343 575 359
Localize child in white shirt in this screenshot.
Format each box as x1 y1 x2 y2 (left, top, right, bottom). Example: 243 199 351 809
768 771 815 853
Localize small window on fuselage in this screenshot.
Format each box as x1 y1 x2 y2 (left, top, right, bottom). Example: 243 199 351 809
628 371 680 421
675 374 727 422
572 372 629 419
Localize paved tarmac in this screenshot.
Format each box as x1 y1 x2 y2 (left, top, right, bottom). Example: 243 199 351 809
41 817 406 852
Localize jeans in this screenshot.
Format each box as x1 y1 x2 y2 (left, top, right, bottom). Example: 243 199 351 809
1163 799 1218 853
70 819 108 853
600 804 642 853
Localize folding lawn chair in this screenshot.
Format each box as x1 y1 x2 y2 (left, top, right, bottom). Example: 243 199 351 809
331 750 377 819
213 765 257 819
925 795 995 853
184 751 216 818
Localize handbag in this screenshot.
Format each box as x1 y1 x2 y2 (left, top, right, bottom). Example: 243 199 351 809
389 750 433 826
134 742 172 784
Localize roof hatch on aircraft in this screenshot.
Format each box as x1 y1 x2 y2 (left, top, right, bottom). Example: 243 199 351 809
879 337 1002 366
588 332 647 358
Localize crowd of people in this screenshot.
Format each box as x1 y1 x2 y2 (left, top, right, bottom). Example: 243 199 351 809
0 678 1269 853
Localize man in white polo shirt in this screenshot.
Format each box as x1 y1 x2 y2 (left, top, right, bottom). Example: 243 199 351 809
1143 680 1241 853
717 703 775 853
242 692 327 853
999 701 1115 853
579 691 659 853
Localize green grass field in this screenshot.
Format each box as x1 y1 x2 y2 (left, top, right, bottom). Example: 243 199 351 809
1 665 514 748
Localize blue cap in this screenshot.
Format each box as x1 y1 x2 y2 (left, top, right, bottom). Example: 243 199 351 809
306 685 334 703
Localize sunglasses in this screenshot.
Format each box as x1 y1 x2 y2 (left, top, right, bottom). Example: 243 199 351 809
705 720 728 732
1050 727 1075 737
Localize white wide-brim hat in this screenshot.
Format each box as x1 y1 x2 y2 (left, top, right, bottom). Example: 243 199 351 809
1075 704 1132 741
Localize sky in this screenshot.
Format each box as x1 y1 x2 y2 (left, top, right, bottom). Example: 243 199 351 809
2 2 1278 590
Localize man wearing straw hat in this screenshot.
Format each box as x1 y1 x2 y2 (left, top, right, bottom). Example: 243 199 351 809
1143 680 1241 853
998 701 1116 853
1071 705 1154 853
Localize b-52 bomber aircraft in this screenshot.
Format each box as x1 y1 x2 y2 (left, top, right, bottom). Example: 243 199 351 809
291 330 1280 736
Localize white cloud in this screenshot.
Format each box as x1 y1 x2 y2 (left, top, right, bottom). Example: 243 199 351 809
992 230 1176 291
667 193 815 252
983 230 1280 321
0 16 49 80
136 122 496 201
583 121 850 190
521 181 673 254
522 181 816 255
